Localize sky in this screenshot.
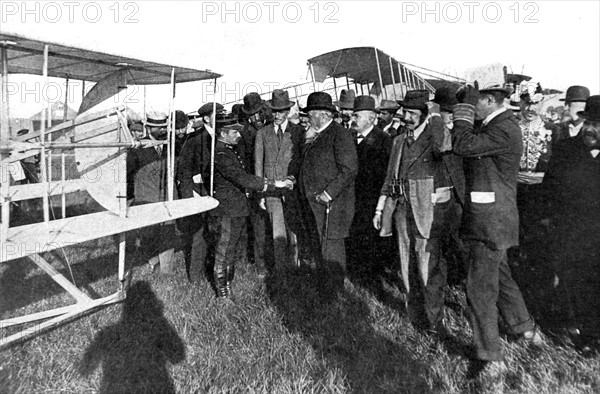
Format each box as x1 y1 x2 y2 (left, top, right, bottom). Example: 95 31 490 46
2 0 599 118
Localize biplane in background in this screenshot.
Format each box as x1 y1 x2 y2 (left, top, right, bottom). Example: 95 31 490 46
0 33 221 348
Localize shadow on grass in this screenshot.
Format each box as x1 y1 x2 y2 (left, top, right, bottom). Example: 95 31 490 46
267 268 431 393
78 280 185 394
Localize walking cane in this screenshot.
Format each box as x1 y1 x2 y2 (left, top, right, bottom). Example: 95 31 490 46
321 201 331 257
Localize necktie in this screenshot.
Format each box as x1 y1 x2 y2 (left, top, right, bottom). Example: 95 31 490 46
277 125 283 143
356 134 364 144
406 130 415 147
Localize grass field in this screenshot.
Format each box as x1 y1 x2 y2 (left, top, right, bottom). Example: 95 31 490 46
1 231 599 394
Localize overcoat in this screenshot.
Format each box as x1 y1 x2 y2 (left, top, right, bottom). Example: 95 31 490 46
177 126 211 198
299 120 358 239
452 108 522 250
541 134 600 261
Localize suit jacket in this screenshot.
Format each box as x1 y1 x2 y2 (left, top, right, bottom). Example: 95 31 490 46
379 116 460 239
540 135 600 261
127 142 174 204
352 127 391 232
299 120 358 239
210 141 274 217
452 108 522 250
255 122 303 183
177 126 211 198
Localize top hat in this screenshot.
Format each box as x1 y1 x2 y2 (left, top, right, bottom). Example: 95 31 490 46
333 89 356 110
378 99 400 113
265 89 295 111
432 87 458 112
174 110 189 129
479 84 512 98
198 103 224 118
560 85 590 103
145 112 168 127
241 92 264 115
353 95 379 113
398 90 430 110
577 95 600 122
303 92 337 113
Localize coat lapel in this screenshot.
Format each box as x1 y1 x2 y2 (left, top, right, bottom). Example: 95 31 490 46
406 123 432 169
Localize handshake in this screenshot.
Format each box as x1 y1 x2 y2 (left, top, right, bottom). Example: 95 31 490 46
274 178 294 190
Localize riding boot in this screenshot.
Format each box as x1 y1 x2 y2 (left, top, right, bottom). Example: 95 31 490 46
214 265 229 298
226 264 235 296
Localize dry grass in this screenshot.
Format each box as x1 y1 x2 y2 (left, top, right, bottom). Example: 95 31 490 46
1 233 599 394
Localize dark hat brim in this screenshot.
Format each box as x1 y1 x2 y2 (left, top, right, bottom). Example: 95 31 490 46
559 98 588 102
302 104 338 113
397 100 427 111
241 104 263 115
353 107 380 114
264 100 295 111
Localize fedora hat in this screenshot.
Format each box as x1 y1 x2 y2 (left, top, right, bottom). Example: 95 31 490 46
432 87 458 112
577 95 600 122
378 99 400 113
173 110 189 129
198 102 224 118
333 89 356 110
265 89 295 111
302 92 337 113
241 92 264 115
560 85 590 103
353 95 379 113
398 90 430 110
145 112 168 127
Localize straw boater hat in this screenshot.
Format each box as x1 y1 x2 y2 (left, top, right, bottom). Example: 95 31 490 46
577 95 600 122
397 90 430 111
333 89 356 110
241 92 264 115
265 89 295 111
353 95 379 113
302 92 338 113
145 112 168 127
479 84 513 98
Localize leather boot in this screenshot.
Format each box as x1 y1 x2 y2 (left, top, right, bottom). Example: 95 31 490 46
214 265 229 298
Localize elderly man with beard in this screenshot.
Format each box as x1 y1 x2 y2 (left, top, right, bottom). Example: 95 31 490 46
451 82 542 377
540 95 600 353
374 90 461 335
346 96 391 290
300 92 358 301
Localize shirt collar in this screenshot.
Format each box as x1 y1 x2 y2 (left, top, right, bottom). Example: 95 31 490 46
358 125 374 138
483 107 507 126
275 120 288 132
315 119 333 134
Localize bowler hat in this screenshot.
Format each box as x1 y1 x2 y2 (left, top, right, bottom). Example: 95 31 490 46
231 103 243 116
265 89 295 111
577 95 600 122
432 87 458 112
398 90 430 110
303 92 337 113
378 99 400 113
333 89 356 110
560 85 590 103
241 92 264 115
353 95 379 113
174 110 189 129
198 102 224 118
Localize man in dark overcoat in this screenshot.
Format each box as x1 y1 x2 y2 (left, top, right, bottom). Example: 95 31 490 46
451 82 541 374
346 96 392 287
299 92 358 299
540 95 600 350
550 85 590 145
374 90 462 333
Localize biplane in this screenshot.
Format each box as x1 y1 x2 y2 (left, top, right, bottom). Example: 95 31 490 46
0 33 221 348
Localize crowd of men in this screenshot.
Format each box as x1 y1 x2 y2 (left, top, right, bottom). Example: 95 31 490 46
125 82 600 378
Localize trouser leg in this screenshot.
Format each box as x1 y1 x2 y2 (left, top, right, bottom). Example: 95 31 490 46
267 197 289 269
212 216 245 298
415 236 446 329
497 252 535 335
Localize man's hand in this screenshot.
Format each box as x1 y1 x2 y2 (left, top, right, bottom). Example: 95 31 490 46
456 80 480 106
258 197 266 210
372 212 382 230
283 179 294 190
314 191 331 205
274 180 287 188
